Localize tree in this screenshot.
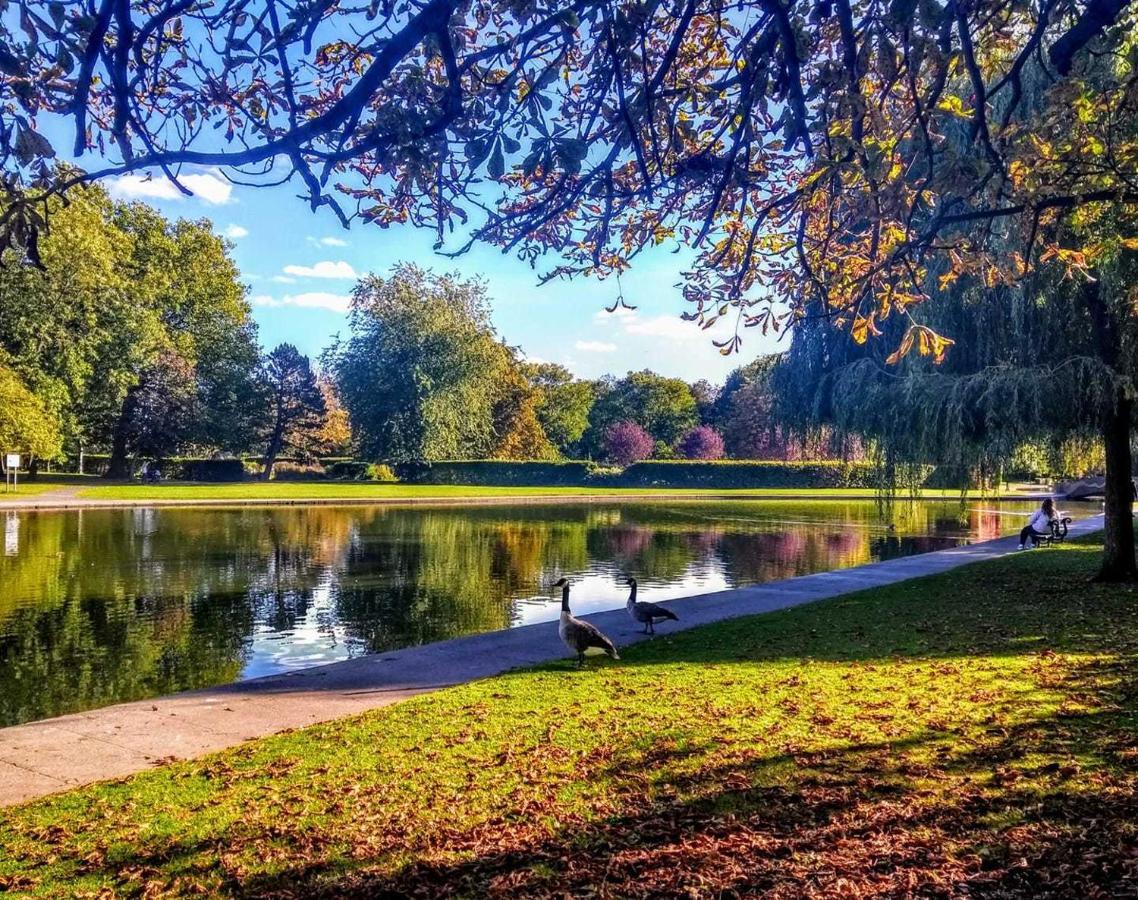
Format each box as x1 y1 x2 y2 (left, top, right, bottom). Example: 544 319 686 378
313 378 353 458
0 360 62 462
604 421 654 467
260 345 326 481
524 362 596 456
586 371 698 452
490 365 558 461
677 426 725 461
774 256 1136 578
689 380 719 426
107 350 199 467
4 0 1134 345
327 265 517 463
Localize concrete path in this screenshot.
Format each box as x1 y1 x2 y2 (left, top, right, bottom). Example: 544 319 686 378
0 516 1103 807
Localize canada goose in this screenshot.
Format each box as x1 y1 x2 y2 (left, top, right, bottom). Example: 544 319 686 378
624 577 679 634
552 577 619 668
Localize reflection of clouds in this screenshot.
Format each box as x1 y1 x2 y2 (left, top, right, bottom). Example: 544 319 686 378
0 500 1104 726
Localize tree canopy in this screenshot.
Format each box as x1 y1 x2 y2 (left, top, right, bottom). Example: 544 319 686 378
3 0 1135 367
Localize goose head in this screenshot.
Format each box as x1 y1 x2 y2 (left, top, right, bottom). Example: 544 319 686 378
552 577 570 610
624 576 638 602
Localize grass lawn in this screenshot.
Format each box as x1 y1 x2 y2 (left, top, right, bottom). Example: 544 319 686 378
72 481 1030 502
2 537 1136 896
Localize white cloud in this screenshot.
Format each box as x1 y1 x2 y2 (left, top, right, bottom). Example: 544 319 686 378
251 292 351 313
272 275 297 284
319 236 349 247
622 314 699 340
224 224 248 239
109 170 234 205
594 307 707 342
282 260 358 280
574 340 618 353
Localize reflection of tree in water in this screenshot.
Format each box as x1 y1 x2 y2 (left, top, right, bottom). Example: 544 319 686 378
0 507 352 726
0 500 1059 726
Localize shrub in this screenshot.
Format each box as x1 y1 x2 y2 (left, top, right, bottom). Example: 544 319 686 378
603 421 654 466
366 463 398 482
271 461 327 481
677 426 725 460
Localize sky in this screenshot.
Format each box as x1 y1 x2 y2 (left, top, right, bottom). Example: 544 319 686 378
103 167 788 384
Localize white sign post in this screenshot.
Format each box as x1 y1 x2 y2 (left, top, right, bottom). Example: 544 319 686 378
4 454 19 493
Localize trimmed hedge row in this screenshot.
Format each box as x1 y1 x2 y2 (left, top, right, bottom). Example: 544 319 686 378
612 460 881 489
403 459 887 489
406 460 597 486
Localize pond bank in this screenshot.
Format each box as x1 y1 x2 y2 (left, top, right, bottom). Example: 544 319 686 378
0 514 1103 807
0 483 1055 511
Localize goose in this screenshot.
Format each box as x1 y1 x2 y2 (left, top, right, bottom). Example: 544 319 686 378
624 577 678 634
552 577 620 668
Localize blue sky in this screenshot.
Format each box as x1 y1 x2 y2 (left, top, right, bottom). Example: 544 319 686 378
106 167 787 383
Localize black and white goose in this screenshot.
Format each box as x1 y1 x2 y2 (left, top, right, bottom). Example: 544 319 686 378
552 577 620 668
624 577 678 634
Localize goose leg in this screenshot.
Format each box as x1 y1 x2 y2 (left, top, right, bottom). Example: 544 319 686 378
577 651 585 668
649 619 655 635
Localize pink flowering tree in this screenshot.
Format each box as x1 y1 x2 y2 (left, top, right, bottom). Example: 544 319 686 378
604 421 654 467
678 426 726 460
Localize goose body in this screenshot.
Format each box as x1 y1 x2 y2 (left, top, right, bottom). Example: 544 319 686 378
625 577 678 634
553 578 620 667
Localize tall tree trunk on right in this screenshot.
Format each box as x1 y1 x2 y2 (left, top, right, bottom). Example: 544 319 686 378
1096 390 1136 582
1084 275 1135 581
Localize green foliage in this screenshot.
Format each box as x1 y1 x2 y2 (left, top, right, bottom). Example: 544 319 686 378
328 265 538 463
259 343 326 479
0 360 62 459
524 362 597 455
0 182 261 463
586 370 699 451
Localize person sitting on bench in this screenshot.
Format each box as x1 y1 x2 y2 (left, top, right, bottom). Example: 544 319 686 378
1019 498 1057 550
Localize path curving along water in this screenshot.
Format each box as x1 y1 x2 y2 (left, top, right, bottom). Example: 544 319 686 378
0 515 1104 807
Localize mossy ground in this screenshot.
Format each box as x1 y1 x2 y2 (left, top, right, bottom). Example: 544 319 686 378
1 537 1135 896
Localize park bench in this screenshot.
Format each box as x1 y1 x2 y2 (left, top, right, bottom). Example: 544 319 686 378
1035 516 1073 548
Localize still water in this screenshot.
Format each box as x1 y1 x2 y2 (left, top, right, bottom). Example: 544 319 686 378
0 499 1096 726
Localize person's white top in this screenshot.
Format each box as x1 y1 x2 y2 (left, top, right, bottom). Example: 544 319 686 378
1029 509 1053 532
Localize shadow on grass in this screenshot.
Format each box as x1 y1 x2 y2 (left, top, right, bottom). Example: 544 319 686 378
233 695 1138 897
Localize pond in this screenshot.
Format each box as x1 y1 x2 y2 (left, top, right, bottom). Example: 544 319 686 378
0 498 1097 726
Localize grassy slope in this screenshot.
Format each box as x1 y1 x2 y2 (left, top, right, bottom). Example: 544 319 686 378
2 538 1136 896
73 482 1016 501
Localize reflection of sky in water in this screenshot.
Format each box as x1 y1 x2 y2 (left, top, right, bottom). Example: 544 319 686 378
241 578 368 679
0 499 1100 725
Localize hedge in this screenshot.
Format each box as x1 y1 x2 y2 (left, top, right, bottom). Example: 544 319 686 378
405 460 598 486
614 460 882 489
400 459 892 489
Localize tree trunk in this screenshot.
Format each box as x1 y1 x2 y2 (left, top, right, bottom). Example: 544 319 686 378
1096 391 1136 582
261 421 285 482
105 388 138 479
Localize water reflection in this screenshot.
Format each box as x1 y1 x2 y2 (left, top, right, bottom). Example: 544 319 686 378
0 499 1096 725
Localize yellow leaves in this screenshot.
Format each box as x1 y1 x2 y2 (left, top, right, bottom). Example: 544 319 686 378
885 325 955 366
1121 238 1138 251
851 314 882 345
936 94 971 119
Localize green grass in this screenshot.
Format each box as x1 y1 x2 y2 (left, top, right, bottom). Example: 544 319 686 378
2 537 1136 896
72 481 1030 502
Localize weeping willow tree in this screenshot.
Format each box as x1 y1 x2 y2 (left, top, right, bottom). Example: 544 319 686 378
775 245 1138 581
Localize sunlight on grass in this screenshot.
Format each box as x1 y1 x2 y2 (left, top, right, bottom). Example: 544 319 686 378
1 538 1135 896
73 482 1009 502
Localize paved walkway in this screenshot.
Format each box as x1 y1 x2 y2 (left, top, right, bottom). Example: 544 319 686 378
0 516 1103 807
